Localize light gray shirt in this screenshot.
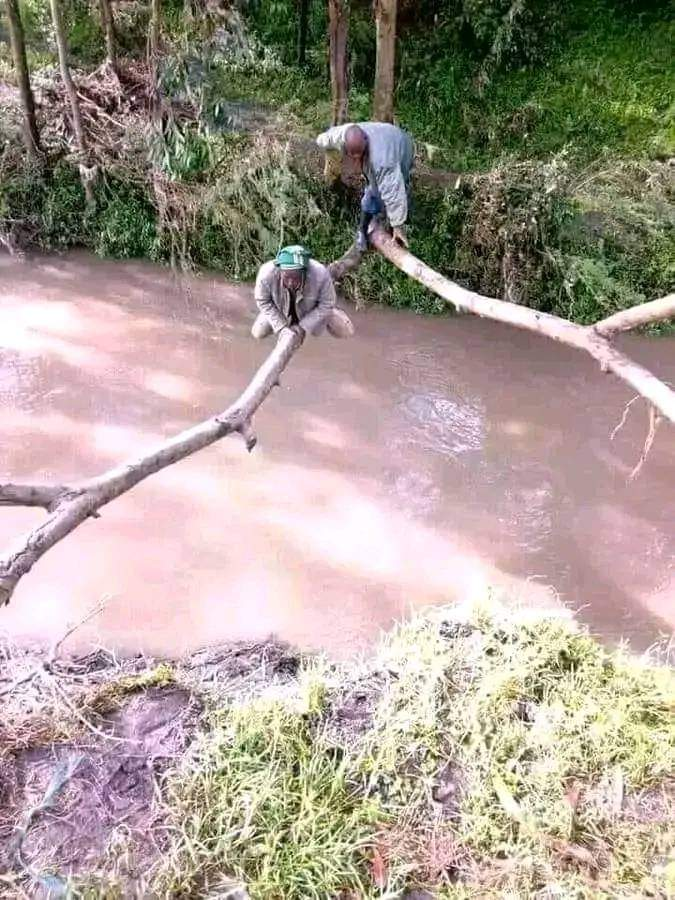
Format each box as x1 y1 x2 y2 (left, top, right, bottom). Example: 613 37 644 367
254 259 336 334
316 122 414 227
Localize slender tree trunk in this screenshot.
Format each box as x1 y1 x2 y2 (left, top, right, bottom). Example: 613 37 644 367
297 0 310 67
148 0 163 134
373 0 396 122
98 0 117 72
49 0 95 203
5 0 41 161
150 0 161 63
328 0 349 124
49 0 87 153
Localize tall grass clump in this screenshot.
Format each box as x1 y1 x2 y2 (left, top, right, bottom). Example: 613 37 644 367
154 605 675 897
154 674 380 899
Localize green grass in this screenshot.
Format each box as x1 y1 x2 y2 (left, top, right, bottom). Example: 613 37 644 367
154 676 380 898
153 605 675 898
217 6 675 170
398 16 675 169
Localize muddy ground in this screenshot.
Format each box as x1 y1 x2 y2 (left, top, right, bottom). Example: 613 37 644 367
0 640 306 898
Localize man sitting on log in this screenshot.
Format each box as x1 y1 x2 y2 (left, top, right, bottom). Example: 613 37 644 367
252 245 354 340
317 122 414 251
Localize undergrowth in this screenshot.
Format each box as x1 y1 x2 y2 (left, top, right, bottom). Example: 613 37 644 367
0 0 673 321
153 605 675 898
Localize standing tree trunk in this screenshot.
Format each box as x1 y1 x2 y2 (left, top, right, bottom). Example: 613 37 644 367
5 0 41 161
297 0 310 67
328 0 349 125
49 0 95 203
373 0 396 122
148 0 163 133
98 0 117 73
150 0 161 63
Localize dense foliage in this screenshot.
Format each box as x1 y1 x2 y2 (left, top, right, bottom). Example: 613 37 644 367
0 0 672 321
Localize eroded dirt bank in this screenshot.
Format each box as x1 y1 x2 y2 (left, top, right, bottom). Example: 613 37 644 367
1 604 673 899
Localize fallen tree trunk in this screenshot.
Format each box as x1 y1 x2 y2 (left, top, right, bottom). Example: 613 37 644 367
0 329 303 606
368 227 675 425
328 0 349 125
0 232 672 607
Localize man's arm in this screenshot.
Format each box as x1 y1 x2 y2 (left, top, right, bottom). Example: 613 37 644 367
316 124 352 152
254 269 287 334
299 271 336 334
376 165 408 228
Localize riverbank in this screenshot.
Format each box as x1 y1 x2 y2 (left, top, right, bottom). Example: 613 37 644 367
1 1 673 322
1 602 673 898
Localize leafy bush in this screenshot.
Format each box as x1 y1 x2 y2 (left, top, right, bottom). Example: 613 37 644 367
40 162 91 248
63 0 103 65
0 162 91 250
94 180 158 259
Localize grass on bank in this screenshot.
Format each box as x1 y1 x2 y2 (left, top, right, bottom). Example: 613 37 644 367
152 605 675 899
237 3 674 169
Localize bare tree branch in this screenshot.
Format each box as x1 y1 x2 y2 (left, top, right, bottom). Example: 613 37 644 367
0 232 672 610
593 294 675 338
0 484 68 509
0 330 303 606
628 406 660 482
369 228 675 425
328 243 366 283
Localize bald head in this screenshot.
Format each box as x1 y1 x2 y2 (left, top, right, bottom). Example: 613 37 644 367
344 125 368 168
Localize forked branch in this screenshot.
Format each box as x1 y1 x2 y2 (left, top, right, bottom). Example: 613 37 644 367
0 232 673 608
0 329 302 606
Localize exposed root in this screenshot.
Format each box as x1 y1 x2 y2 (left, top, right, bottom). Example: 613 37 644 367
610 394 641 441
0 597 109 698
628 404 661 482
609 396 662 480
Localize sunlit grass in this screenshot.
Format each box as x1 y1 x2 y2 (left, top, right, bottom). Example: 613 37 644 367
153 604 675 897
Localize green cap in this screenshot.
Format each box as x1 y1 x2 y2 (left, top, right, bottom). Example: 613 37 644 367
275 245 311 270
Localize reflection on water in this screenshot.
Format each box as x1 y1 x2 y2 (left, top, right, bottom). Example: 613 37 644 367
0 251 673 657
399 391 486 457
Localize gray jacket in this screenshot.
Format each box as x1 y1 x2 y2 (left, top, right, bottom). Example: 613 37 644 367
316 122 414 227
254 259 336 334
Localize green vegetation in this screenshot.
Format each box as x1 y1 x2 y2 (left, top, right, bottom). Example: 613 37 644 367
153 605 675 897
2 608 673 897
0 0 673 320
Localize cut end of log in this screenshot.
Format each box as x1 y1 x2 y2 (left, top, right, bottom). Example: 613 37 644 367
238 420 258 452
0 577 16 607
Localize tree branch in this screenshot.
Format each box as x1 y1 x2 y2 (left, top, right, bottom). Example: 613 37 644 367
369 228 675 425
0 232 672 609
0 484 68 509
593 294 675 338
0 330 302 606
328 244 366 284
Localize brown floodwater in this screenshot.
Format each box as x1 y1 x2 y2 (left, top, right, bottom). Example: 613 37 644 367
0 252 673 657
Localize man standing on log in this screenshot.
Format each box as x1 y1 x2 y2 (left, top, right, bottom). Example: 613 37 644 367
317 122 414 251
252 245 354 340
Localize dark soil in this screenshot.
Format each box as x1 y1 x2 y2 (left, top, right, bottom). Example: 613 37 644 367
0 687 198 895
0 639 303 898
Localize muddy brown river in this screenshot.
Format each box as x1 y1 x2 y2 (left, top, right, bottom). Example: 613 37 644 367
0 252 673 656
